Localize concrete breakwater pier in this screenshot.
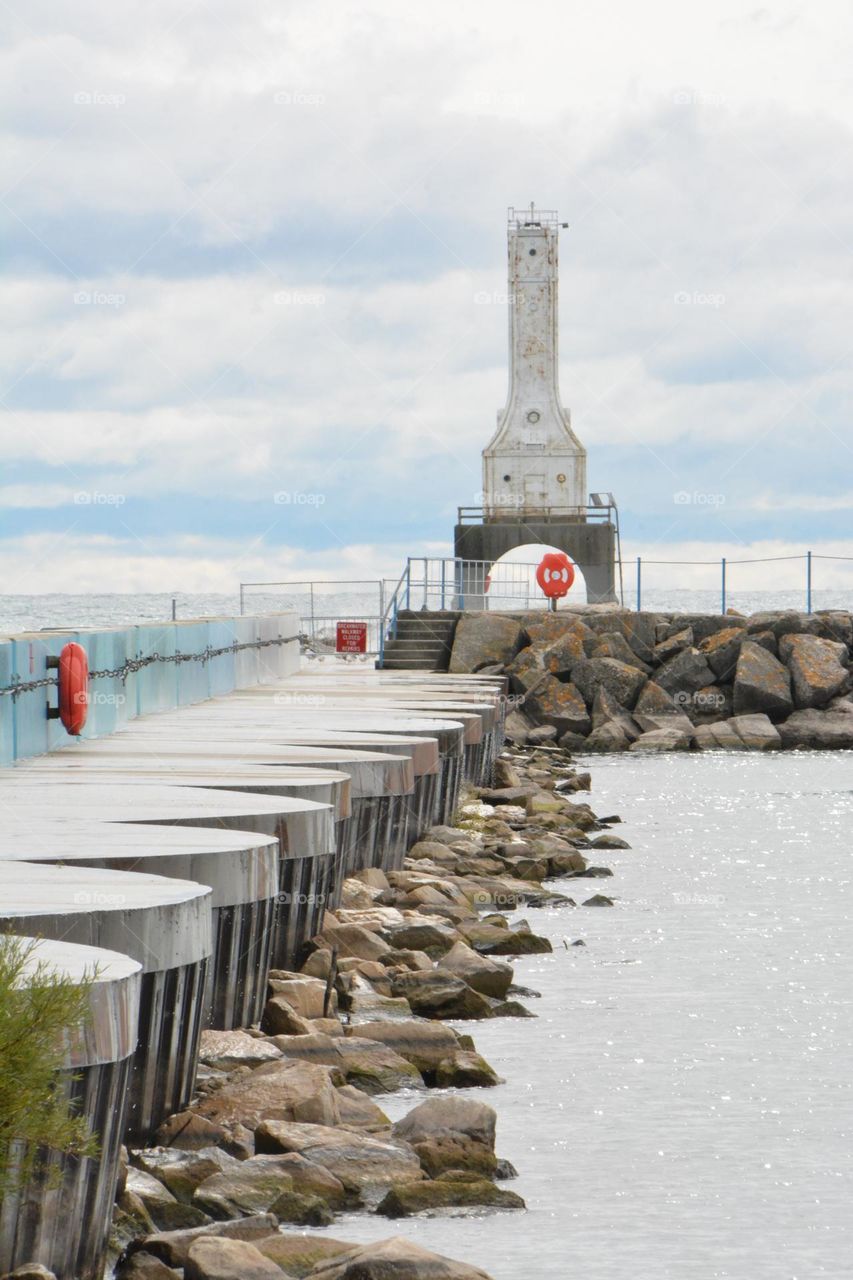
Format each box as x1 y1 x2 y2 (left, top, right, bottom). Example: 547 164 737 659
0 609 549 1279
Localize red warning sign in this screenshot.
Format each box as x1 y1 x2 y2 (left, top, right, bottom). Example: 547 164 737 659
336 621 368 654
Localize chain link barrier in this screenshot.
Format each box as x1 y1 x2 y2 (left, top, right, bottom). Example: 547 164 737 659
0 634 300 699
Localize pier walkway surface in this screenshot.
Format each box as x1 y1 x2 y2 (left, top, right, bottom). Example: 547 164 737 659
0 611 504 1280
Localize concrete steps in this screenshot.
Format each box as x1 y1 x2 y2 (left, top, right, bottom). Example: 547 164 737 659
380 610 460 670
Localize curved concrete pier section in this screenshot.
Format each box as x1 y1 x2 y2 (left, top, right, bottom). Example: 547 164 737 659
0 935 141 1280
124 705 466 829
0 861 211 1143
15 737 416 902
114 721 440 872
0 781 335 972
0 821 279 1031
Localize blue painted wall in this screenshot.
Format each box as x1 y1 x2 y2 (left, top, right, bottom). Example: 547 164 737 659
0 613 299 765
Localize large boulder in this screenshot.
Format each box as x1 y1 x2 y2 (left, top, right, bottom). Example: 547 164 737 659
184 1237 287 1280
693 721 746 750
267 975 335 1019
583 721 631 752
318 925 389 964
191 1058 341 1130
583 610 659 662
137 1217 279 1268
778 634 849 708
746 610 806 639
666 613 746 644
379 920 456 956
523 676 591 736
591 631 651 672
257 1234 357 1275
653 627 693 665
505 646 547 694
631 709 694 738
634 681 677 714
388 970 494 1020
302 1236 495 1279
393 1097 496 1149
727 713 781 750
629 726 691 752
537 627 589 675
778 707 853 749
570 658 646 710
449 615 524 674
438 940 513 999
198 1031 282 1073
343 1021 459 1073
254 1122 424 1194
434 1050 501 1088
655 648 714 696
698 626 745 680
268 1033 422 1095
733 642 793 717
591 688 641 742
132 1147 242 1204
192 1153 345 1219
457 919 552 955
376 1175 524 1217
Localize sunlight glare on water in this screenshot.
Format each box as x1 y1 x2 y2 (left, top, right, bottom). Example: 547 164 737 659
313 752 853 1280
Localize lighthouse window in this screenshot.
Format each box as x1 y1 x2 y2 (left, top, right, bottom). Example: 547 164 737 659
503 474 511 482
528 249 537 256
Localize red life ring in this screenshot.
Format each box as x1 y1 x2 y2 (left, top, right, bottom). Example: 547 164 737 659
535 552 576 600
58 642 89 735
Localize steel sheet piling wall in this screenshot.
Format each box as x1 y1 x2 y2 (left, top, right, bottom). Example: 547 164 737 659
0 938 141 1280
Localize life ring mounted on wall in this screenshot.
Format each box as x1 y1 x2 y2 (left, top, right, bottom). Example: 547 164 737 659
46 642 89 735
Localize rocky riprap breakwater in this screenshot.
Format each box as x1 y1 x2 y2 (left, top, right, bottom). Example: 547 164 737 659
108 741 620 1280
449 606 853 752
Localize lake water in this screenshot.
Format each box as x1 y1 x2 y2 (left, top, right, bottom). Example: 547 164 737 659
2 587 853 635
314 751 852 1280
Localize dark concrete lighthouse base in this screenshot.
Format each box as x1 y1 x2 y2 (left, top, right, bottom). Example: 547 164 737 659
454 520 618 604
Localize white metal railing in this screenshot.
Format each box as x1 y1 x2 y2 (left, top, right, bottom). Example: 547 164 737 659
380 557 554 663
239 579 384 656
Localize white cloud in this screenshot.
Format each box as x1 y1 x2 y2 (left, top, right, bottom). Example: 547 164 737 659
1 0 852 589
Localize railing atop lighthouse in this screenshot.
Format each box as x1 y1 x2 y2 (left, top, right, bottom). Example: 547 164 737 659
507 205 564 228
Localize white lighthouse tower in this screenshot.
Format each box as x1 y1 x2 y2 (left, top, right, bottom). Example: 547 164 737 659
483 205 586 519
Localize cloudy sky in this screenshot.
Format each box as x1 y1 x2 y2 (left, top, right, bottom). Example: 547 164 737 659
2 0 852 594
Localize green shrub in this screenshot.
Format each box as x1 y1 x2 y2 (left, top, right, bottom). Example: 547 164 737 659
0 934 99 1197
